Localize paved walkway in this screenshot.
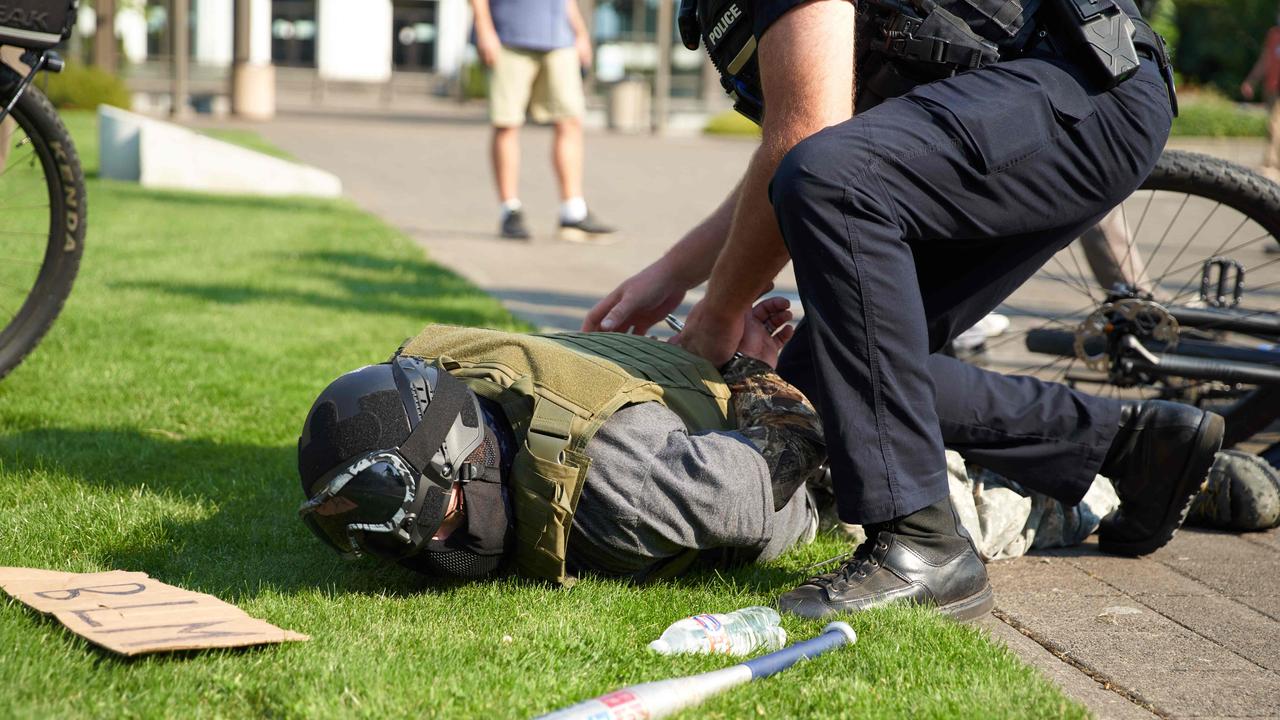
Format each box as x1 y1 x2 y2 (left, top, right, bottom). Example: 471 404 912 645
204 93 1280 719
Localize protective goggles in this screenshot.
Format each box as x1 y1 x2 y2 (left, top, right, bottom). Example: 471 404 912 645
298 359 483 558
298 451 451 557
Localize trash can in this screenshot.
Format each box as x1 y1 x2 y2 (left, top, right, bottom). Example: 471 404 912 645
608 77 651 133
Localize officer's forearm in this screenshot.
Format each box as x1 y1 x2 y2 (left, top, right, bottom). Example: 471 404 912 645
702 1 856 314
657 179 744 288
721 356 826 502
701 146 792 313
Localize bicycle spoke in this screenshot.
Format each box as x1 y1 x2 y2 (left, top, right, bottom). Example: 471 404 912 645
0 149 38 178
1118 190 1159 289
997 300 1097 325
1092 200 1139 289
1167 237 1280 305
1009 352 1075 379
1154 200 1231 287
1043 262 1097 299
1244 278 1280 294
1063 244 1098 302
1143 191 1190 272
1131 188 1157 240
1116 197 1140 287
981 301 1100 359
1058 356 1078 386
1163 227 1273 301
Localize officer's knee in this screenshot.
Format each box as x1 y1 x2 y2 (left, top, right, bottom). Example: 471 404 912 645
770 133 844 217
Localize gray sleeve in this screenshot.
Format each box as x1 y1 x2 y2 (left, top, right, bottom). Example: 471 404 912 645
566 402 813 577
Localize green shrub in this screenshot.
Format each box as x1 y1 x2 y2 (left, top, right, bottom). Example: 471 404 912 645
1171 91 1268 137
703 109 760 137
42 63 131 111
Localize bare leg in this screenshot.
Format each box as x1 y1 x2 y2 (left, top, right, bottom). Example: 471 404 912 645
0 47 25 170
492 126 520 203
552 117 584 202
1265 99 1280 175
1079 205 1153 294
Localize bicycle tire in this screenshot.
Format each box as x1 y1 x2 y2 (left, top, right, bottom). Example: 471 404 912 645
0 64 85 380
1143 151 1280 241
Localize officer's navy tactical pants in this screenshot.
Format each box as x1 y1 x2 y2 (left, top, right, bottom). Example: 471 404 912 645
772 56 1174 525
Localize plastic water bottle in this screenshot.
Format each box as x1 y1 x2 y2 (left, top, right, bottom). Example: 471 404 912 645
647 606 787 656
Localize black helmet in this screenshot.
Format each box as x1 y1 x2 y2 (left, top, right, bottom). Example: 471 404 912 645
297 355 512 579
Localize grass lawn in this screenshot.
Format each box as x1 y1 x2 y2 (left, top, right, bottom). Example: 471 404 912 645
0 112 1085 719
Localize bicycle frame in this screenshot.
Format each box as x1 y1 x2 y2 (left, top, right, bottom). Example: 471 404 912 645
0 47 63 125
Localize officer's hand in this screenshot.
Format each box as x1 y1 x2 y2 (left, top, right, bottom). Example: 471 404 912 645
1242 81 1256 101
583 264 687 334
735 297 795 368
671 298 747 367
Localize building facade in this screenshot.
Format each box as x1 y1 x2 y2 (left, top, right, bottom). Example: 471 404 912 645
125 0 472 80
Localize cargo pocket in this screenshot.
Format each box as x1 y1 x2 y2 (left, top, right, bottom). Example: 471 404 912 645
510 445 589 583
909 62 1096 175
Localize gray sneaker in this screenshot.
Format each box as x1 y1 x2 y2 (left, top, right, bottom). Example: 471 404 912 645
558 211 617 244
501 209 531 240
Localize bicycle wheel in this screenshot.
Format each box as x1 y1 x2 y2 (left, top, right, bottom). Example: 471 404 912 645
979 150 1280 449
0 64 85 380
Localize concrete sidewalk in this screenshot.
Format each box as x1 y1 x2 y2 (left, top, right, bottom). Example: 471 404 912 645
210 96 1280 719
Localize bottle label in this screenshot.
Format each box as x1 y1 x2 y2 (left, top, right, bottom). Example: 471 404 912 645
692 614 731 653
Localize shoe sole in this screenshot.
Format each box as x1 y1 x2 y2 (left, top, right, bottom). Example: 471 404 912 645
1099 411 1225 557
780 584 996 623
557 227 618 245
939 585 996 622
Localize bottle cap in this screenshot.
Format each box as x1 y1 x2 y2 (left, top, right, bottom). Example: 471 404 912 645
648 639 671 654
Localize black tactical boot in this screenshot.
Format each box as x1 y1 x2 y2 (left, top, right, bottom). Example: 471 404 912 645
777 497 994 621
1099 400 1225 556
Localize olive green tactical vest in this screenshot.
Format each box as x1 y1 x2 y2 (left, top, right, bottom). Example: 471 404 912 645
398 325 735 586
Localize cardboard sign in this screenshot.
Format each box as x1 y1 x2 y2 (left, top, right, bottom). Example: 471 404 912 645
0 567 309 656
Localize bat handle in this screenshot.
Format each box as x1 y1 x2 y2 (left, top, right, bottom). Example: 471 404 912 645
741 622 857 680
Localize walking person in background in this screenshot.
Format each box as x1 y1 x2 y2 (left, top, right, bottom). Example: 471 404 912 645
1243 10 1280 182
471 0 617 242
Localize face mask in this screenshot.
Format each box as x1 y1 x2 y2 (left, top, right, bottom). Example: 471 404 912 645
414 475 512 579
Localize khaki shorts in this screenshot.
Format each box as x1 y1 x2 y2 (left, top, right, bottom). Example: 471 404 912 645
489 45 585 127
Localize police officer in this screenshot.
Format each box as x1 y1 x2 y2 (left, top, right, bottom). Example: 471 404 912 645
584 0 1224 619
296 300 827 584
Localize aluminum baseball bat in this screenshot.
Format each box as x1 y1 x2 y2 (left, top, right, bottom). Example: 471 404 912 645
533 621 857 720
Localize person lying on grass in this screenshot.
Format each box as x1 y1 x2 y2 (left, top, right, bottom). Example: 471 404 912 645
297 298 826 583
296 299 1280 587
